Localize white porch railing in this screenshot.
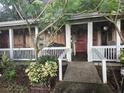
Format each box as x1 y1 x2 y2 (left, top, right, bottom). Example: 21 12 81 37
1 46 124 61
40 47 67 59
0 48 35 60
13 48 35 60
92 46 117 61
92 48 107 83
58 48 69 81
0 47 68 60
120 45 124 50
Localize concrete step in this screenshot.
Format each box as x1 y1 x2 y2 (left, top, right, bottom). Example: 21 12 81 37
53 81 113 93
63 62 102 84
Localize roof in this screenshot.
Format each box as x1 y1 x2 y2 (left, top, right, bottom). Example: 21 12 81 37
0 19 35 27
0 12 123 27
70 12 103 20
68 12 124 24
0 13 103 27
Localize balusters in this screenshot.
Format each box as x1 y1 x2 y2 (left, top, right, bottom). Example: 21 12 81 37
92 46 117 61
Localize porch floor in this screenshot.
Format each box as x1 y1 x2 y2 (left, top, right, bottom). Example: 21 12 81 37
72 52 87 61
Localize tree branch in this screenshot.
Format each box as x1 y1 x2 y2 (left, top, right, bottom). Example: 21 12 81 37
94 0 104 11
48 24 64 44
104 16 115 24
37 15 63 37
114 0 121 22
13 3 35 47
13 4 24 20
34 0 52 23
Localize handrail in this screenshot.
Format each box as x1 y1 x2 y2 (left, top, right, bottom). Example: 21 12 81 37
92 48 107 84
13 48 34 50
92 46 116 48
0 48 10 51
58 48 69 81
43 47 66 50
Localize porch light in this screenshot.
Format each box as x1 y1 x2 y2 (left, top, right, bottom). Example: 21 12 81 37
103 26 108 31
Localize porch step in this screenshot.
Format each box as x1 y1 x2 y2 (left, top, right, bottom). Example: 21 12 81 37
63 62 102 83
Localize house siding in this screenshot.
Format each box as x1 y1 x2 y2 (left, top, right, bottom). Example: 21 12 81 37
14 28 35 48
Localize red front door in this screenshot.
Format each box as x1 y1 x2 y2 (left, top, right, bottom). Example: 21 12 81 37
75 31 87 53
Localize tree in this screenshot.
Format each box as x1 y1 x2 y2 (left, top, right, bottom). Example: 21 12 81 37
78 1 124 93
0 3 19 21
1 0 124 53
0 0 123 92
80 0 124 43
0 0 82 58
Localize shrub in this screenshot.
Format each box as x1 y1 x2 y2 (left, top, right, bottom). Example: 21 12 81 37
3 67 16 81
119 50 124 65
25 61 58 86
0 52 16 81
0 52 10 68
37 55 57 64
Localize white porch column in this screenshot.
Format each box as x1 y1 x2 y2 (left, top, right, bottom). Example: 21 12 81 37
9 28 14 59
65 24 72 62
116 19 121 62
35 26 38 38
87 22 93 62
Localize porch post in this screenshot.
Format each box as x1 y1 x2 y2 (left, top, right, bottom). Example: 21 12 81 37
65 24 72 62
87 22 93 62
9 28 14 59
116 19 121 62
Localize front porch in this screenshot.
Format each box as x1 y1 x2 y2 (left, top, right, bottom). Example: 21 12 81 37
0 20 68 61
0 19 124 62
66 19 124 62
0 26 37 60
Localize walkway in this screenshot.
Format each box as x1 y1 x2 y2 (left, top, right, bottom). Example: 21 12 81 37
64 62 102 83
53 62 112 93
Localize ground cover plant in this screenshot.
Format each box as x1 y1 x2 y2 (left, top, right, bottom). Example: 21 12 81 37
0 54 58 93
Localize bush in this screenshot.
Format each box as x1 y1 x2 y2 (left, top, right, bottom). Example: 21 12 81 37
3 67 16 81
37 55 57 64
0 52 16 81
119 50 124 65
25 61 58 87
0 52 10 68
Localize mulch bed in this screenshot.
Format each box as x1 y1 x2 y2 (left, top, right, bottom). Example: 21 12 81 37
96 65 122 93
0 65 53 93
0 62 68 93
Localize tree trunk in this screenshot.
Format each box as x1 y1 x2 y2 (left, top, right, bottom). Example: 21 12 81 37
114 23 124 44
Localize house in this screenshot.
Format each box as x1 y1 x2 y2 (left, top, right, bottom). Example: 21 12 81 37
0 13 124 62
